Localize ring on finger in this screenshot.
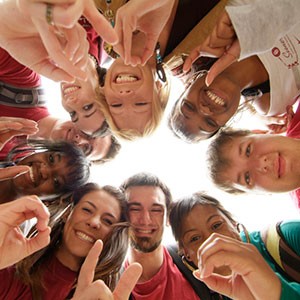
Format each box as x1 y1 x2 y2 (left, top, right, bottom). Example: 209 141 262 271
45 3 55 26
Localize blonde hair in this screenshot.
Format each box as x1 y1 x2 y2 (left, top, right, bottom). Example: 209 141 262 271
96 69 171 141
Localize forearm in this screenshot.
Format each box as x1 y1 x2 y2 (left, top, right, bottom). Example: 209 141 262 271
226 0 300 59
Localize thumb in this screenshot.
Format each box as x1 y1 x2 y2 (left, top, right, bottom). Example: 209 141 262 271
113 263 142 300
26 227 51 257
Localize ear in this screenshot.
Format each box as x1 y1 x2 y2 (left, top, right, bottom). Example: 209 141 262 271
155 80 162 91
251 129 268 134
182 247 192 262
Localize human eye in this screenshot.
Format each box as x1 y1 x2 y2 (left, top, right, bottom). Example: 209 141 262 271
82 206 92 213
69 111 78 122
245 144 251 157
245 171 251 186
182 100 196 112
189 235 201 244
83 104 94 111
103 218 114 226
151 207 164 214
80 143 92 156
110 103 122 108
48 153 55 164
211 221 223 230
135 102 147 106
53 177 61 191
129 206 141 212
205 117 218 129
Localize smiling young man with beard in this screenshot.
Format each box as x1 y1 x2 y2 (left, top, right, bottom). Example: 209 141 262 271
121 172 201 300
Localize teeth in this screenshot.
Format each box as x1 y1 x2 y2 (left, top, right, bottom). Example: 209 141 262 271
29 167 35 183
206 90 225 106
116 74 138 83
64 86 79 95
76 231 95 243
137 229 152 234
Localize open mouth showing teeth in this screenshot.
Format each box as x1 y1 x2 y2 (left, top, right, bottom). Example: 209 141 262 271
76 231 95 243
206 90 225 106
29 167 35 183
115 74 139 83
64 86 80 95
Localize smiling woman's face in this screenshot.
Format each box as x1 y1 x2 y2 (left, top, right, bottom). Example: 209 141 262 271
172 72 241 140
58 189 121 270
103 58 157 133
60 66 106 136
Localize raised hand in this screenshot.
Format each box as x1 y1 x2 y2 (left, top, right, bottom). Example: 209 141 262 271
194 233 281 300
1 0 117 82
114 0 175 66
0 195 50 269
72 240 142 300
183 10 240 86
0 117 38 150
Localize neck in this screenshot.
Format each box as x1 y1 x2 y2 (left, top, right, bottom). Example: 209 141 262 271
128 244 164 282
0 179 17 204
223 56 269 91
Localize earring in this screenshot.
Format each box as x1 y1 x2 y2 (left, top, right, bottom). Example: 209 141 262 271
236 223 250 243
155 42 166 83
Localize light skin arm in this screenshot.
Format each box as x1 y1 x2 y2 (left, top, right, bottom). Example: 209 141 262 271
0 117 38 151
72 240 142 300
0 195 50 269
0 0 117 82
194 233 281 300
113 0 176 66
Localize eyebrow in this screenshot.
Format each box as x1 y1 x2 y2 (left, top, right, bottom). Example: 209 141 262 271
85 200 117 219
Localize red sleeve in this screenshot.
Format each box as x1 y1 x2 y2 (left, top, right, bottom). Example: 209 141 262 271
78 16 108 65
0 48 41 88
287 99 300 138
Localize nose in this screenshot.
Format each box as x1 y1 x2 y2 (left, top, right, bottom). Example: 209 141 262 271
65 94 78 104
254 155 269 173
118 87 133 96
139 210 152 225
74 133 85 144
198 101 213 115
39 163 50 180
87 215 101 229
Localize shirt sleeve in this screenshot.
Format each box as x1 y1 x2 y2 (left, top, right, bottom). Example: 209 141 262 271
226 0 300 59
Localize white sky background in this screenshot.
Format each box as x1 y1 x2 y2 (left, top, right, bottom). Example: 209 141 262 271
45 76 300 244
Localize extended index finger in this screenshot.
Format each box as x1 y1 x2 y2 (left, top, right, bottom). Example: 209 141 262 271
77 240 103 290
205 40 240 86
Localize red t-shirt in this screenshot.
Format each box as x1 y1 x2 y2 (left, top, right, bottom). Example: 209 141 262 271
0 256 77 300
287 100 300 209
127 247 200 300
